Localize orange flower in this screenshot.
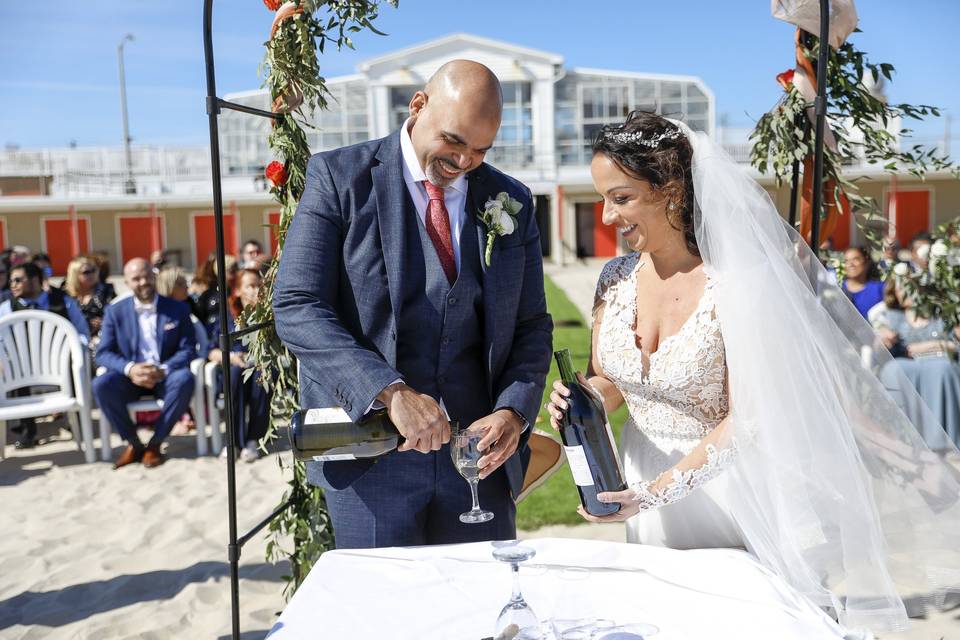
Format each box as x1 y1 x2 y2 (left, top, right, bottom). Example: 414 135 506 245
776 69 796 91
265 161 287 187
263 0 282 10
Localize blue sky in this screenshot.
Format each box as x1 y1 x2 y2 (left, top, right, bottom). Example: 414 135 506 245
1 1 957 149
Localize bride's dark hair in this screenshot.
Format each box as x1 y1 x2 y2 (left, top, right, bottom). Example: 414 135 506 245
592 110 698 256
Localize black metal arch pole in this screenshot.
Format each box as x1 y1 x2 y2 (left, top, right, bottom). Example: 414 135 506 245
201 3 242 638
203 3 292 639
809 0 830 260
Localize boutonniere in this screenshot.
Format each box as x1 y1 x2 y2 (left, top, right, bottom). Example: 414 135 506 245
478 192 522 266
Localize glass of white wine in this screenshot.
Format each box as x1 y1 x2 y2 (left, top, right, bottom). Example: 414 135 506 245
450 428 494 524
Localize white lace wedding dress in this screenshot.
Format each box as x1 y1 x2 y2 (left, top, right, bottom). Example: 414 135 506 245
594 253 745 550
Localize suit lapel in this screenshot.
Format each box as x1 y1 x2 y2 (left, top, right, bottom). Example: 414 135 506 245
155 298 166 361
468 167 500 376
372 132 409 339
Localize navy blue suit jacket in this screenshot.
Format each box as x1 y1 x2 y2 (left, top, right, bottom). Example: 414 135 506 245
273 130 553 495
95 296 196 374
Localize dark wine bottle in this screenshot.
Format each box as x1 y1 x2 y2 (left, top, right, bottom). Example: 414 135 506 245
290 407 402 462
554 349 627 516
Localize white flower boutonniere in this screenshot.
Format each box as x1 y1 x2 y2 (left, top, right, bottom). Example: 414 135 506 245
478 191 522 266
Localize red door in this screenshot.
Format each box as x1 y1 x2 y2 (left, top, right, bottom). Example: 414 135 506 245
44 218 90 275
592 201 617 257
889 190 929 247
118 215 164 265
267 210 281 256
0 218 6 249
193 213 237 267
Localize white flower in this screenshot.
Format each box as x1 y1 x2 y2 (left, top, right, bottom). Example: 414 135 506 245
931 240 948 257
893 262 909 277
478 191 523 266
917 243 931 261
947 249 960 267
498 211 516 235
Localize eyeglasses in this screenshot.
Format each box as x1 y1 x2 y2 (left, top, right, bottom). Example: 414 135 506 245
80 268 98 276
10 276 28 285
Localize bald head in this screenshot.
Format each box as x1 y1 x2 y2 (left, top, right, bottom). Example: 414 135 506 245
124 257 156 302
408 60 503 187
424 60 503 119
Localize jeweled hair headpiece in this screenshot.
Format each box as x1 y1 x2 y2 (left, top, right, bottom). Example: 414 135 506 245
603 127 684 148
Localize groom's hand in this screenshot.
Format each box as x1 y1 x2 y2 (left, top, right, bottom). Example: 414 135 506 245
474 409 523 480
378 383 450 454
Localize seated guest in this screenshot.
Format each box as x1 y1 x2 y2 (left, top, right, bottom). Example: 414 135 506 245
62 255 115 350
874 278 960 450
156 266 199 320
841 246 884 319
0 253 11 304
209 268 269 462
239 239 265 270
89 251 117 301
0 262 89 339
197 255 238 338
909 231 933 272
0 261 90 448
93 258 196 469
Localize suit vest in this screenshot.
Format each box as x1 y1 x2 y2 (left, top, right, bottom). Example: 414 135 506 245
394 192 490 427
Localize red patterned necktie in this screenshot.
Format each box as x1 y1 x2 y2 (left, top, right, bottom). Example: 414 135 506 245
422 181 457 285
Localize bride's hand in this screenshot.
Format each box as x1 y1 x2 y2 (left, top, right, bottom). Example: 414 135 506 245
545 380 570 431
576 489 641 522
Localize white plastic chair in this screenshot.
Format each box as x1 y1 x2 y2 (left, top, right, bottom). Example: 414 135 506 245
96 316 210 460
0 310 96 462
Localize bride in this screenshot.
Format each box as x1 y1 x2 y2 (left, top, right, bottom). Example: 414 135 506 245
545 110 960 632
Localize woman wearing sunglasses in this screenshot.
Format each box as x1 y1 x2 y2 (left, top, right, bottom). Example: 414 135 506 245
62 255 116 350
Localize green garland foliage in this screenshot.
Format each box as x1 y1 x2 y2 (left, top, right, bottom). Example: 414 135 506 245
750 29 958 248
241 0 397 599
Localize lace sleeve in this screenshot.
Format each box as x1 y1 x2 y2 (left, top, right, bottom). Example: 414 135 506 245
630 437 738 511
593 254 639 320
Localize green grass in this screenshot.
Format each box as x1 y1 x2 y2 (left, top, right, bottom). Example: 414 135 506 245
516 275 630 530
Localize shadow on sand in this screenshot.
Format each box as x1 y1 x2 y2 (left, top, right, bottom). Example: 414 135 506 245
0 560 288 630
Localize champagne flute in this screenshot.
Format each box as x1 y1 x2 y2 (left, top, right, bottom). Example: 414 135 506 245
492 544 540 638
450 428 494 524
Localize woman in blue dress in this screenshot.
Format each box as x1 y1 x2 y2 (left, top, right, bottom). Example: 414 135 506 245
841 246 884 319
874 278 960 449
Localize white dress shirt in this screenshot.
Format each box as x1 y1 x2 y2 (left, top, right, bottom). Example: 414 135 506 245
400 117 468 273
123 295 165 376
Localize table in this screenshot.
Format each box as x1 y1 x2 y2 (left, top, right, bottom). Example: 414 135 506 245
266 537 846 640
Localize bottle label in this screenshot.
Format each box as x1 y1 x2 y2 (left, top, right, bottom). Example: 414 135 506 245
305 407 352 424
563 445 595 487
312 453 357 462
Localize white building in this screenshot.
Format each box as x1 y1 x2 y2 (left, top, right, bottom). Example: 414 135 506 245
220 33 716 261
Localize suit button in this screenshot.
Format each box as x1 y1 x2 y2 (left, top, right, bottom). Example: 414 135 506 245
441 337 450 345
438 375 447 385
448 297 457 306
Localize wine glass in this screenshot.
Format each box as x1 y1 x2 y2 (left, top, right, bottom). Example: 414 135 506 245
492 544 540 638
450 429 494 524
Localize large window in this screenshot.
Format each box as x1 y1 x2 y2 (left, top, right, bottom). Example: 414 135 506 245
306 81 370 151
556 74 712 166
487 82 533 168
219 93 272 175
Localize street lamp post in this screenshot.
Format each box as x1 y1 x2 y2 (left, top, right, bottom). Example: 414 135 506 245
118 34 136 195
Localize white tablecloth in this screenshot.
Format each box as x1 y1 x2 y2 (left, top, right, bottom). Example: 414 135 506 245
266 537 846 640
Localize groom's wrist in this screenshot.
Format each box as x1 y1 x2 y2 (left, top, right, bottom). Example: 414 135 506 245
375 379 406 408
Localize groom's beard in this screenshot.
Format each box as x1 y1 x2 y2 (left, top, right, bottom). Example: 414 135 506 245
425 157 464 188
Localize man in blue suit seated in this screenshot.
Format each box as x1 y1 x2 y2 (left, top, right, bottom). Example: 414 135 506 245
274 60 553 548
94 258 196 469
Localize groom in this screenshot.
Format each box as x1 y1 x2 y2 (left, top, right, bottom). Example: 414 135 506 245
274 60 552 548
